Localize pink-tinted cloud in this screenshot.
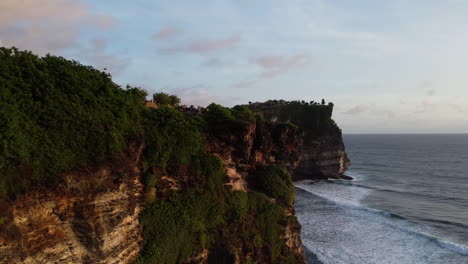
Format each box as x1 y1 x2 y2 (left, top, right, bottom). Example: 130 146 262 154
0 0 87 27
92 15 117 30
255 54 310 79
159 35 241 54
1 23 80 54
232 53 310 88
0 0 117 55
152 26 180 40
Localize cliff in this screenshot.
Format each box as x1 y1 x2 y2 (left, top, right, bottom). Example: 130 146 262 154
0 120 305 264
248 101 350 180
0 142 145 264
0 48 349 264
204 120 305 263
206 120 303 191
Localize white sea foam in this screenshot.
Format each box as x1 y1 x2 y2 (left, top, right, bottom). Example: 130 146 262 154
294 180 468 264
295 179 369 208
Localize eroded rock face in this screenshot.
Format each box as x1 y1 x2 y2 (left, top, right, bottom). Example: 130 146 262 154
0 143 144 264
206 120 303 191
0 120 310 264
206 120 305 264
294 135 351 180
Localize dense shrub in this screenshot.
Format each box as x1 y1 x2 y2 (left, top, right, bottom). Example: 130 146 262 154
138 191 222 264
255 165 294 206
138 155 227 264
203 103 235 124
152 92 180 106
231 105 255 121
142 107 203 168
248 100 341 141
0 47 146 196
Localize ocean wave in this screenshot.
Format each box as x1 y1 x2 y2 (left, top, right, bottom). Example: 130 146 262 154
295 181 468 257
331 176 468 203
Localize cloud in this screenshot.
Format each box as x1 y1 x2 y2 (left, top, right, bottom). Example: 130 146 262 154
152 26 180 40
202 57 223 67
92 15 117 30
450 104 465 113
426 89 436 96
344 104 372 115
415 100 437 114
0 0 117 54
0 0 87 27
159 35 240 54
165 85 221 107
0 23 80 54
255 54 310 79
232 79 258 89
231 53 310 88
77 38 131 76
343 104 397 119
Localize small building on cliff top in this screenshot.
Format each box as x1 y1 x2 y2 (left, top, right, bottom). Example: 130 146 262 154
144 100 158 108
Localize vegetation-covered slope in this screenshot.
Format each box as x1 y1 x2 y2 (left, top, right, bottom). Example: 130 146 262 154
0 48 305 264
0 47 147 196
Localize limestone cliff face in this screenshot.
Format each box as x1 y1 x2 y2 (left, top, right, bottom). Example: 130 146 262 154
0 142 144 264
0 121 308 264
247 102 351 180
206 120 303 191
206 120 306 263
293 135 350 181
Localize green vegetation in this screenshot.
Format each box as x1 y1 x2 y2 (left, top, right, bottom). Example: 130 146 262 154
137 154 227 264
255 165 295 206
142 107 203 168
152 92 180 106
231 105 255 121
138 187 295 264
249 100 341 142
0 48 301 263
204 103 255 125
0 47 146 197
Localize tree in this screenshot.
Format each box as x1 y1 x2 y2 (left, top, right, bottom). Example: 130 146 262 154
321 99 325 105
169 95 181 106
153 93 180 106
153 92 171 106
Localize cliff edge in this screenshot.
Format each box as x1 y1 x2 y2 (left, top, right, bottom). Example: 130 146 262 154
0 48 350 264
248 100 350 180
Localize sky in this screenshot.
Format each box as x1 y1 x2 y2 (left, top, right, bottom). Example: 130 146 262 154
1 0 468 133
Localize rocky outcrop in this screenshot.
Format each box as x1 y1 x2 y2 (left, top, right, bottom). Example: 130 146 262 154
293 135 350 180
206 120 303 191
0 142 144 264
247 101 351 180
206 120 305 263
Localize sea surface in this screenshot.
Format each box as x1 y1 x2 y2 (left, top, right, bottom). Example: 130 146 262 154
295 134 468 264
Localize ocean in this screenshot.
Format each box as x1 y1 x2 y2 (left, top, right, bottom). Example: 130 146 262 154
295 134 468 264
